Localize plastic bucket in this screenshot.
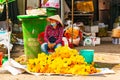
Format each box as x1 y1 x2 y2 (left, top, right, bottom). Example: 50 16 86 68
17 15 47 59
80 49 94 64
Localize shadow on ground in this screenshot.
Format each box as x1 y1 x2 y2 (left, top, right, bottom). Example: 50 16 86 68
95 62 118 69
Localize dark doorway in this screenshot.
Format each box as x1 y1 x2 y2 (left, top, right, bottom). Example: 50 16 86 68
110 0 120 30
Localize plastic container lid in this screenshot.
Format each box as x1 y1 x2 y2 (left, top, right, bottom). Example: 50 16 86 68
17 15 47 20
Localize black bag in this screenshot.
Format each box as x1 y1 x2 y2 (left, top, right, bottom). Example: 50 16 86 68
49 36 56 43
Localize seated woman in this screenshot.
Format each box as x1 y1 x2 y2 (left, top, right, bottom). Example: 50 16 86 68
41 15 64 54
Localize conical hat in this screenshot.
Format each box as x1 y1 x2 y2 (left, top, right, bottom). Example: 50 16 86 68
47 15 63 27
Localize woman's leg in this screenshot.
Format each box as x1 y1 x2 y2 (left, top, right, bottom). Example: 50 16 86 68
41 43 49 54
54 43 62 49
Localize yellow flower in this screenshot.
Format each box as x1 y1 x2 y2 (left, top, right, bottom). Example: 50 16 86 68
27 46 98 75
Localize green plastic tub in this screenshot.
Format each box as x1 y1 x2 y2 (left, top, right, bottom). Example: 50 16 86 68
17 15 47 59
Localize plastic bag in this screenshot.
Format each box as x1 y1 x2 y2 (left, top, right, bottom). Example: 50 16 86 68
41 0 60 8
0 4 4 13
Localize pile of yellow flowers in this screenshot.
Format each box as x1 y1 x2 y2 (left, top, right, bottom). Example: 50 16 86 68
27 46 100 75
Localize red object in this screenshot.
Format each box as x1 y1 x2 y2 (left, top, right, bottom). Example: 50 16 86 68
0 52 3 67
79 31 83 41
38 32 45 44
48 49 54 53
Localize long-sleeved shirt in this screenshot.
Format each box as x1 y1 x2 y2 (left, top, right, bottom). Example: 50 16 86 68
44 25 64 44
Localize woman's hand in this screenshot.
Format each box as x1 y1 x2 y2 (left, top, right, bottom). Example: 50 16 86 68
48 42 56 49
51 43 56 48
48 42 52 49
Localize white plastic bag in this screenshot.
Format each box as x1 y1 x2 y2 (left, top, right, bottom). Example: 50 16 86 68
0 4 4 13
2 59 25 75
41 0 60 8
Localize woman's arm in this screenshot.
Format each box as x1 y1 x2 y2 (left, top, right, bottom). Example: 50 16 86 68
44 26 49 42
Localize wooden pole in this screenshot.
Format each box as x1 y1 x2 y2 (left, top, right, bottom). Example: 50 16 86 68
6 0 11 62
71 0 74 46
6 0 9 31
61 0 64 22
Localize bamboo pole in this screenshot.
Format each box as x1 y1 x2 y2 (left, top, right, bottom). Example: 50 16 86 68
71 0 74 46
61 0 64 22
5 0 9 34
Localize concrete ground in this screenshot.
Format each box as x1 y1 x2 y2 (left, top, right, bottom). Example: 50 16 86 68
0 37 120 80
76 37 120 54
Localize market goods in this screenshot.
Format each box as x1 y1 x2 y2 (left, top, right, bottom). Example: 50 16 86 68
112 29 120 38
75 1 94 13
43 0 48 5
15 55 27 65
27 46 100 75
97 27 108 37
64 27 82 46
0 44 7 54
64 27 80 39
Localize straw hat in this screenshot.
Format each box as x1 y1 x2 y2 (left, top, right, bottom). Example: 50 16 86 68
47 15 63 26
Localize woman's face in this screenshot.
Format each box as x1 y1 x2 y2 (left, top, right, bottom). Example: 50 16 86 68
49 19 57 27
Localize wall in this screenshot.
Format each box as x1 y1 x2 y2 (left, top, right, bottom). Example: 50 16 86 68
17 0 25 15
27 0 39 9
17 0 40 15
98 0 111 24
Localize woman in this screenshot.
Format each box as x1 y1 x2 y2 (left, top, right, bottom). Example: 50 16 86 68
41 15 64 54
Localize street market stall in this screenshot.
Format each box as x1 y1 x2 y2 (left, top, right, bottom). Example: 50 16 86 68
0 0 119 78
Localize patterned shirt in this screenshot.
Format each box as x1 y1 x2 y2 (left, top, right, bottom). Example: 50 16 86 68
44 25 64 44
